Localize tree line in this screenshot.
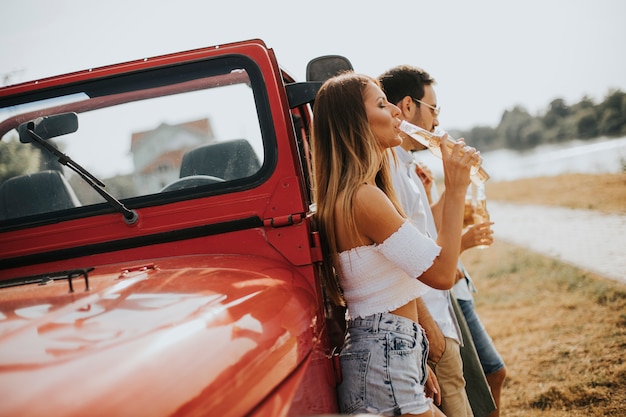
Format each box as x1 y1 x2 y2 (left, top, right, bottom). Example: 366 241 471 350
455 89 626 151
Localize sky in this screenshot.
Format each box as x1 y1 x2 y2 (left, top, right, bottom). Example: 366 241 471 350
1 0 625 131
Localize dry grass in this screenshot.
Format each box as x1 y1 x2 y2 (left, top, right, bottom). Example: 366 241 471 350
485 172 626 214
460 173 626 416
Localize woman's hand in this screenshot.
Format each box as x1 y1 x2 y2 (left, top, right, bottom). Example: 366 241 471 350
440 135 478 194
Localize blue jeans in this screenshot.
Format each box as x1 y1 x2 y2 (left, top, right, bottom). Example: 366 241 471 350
458 297 505 375
337 312 431 416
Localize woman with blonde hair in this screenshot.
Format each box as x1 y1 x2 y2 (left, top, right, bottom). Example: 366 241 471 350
311 72 479 417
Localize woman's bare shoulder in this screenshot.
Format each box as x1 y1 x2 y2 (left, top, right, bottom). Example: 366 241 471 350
354 184 405 243
354 183 385 198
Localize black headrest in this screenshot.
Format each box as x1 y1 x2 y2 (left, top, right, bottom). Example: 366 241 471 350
179 139 261 181
0 170 81 220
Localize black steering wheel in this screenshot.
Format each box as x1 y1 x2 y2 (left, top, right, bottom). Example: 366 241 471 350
160 175 225 192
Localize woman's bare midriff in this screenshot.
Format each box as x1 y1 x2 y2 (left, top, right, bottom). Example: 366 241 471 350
390 298 419 324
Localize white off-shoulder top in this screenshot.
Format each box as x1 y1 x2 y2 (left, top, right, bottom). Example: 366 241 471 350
338 220 441 319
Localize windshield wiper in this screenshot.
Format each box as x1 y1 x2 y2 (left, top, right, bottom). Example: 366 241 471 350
0 268 94 292
17 113 138 224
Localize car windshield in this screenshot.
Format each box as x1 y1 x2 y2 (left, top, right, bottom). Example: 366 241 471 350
0 56 268 227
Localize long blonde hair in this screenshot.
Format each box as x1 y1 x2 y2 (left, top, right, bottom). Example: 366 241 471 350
311 72 404 305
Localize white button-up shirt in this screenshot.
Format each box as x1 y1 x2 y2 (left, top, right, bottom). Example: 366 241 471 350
391 147 462 343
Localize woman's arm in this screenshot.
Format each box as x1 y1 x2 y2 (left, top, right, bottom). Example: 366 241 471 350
426 139 476 288
352 141 476 290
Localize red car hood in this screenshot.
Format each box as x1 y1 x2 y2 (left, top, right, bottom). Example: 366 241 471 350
0 255 318 417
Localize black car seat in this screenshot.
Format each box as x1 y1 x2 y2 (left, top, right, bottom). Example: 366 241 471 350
0 170 81 220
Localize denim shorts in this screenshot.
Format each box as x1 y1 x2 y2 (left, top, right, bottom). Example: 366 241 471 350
458 297 505 375
337 312 431 416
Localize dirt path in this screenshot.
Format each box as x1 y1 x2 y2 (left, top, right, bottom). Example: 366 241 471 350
489 202 626 284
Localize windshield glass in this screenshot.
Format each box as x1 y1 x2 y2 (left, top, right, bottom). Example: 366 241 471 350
0 57 267 226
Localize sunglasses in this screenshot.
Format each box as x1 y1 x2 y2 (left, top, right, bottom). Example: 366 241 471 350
412 97 441 116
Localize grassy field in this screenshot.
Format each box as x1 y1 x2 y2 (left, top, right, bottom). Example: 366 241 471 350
461 173 626 416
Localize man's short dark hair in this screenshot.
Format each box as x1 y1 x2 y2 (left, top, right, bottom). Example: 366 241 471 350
378 65 436 106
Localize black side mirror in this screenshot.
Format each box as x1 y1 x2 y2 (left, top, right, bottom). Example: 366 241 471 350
306 55 354 82
286 55 354 108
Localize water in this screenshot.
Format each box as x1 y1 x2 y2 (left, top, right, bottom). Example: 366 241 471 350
413 136 626 181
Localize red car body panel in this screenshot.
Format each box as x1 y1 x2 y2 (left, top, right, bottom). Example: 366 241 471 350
0 255 330 417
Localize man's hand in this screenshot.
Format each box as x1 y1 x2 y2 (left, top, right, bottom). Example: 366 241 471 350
455 267 465 283
461 221 494 252
416 299 446 363
425 363 441 406
414 162 434 203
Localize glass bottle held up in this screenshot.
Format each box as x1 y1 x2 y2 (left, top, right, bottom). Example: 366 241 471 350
399 120 489 184
470 182 491 249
